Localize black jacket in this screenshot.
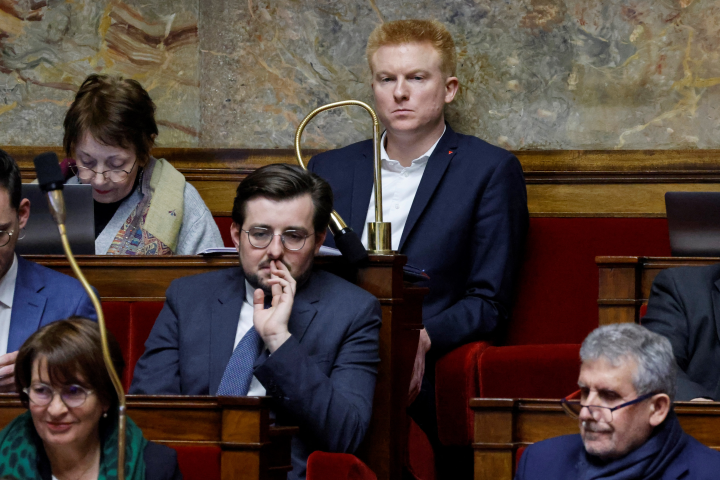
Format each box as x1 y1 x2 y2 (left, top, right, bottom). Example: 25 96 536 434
643 263 720 400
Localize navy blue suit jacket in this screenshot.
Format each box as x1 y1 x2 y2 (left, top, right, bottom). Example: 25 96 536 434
515 433 720 480
130 267 382 480
309 125 528 353
8 256 97 352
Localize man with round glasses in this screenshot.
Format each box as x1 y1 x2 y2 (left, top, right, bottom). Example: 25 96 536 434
0 150 96 393
515 323 720 479
131 164 382 480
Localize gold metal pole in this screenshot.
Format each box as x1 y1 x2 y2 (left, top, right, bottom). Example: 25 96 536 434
294 100 392 253
53 198 126 480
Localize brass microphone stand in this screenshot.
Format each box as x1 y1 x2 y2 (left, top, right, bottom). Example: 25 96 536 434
47 190 126 480
294 100 392 253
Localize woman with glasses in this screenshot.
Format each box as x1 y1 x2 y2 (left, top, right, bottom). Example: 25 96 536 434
63 74 223 255
0 318 181 479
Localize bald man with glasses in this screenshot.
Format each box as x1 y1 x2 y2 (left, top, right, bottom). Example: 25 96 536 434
515 323 720 480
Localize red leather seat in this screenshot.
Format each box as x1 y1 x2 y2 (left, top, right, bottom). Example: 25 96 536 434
417 218 673 479
307 452 377 480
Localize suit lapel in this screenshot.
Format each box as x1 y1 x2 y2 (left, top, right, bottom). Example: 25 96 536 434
209 269 245 395
350 144 375 234
713 278 720 346
288 274 320 343
398 126 459 250
8 258 46 353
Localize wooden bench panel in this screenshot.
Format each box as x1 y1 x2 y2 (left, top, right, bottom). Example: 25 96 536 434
597 256 720 325
11 146 720 218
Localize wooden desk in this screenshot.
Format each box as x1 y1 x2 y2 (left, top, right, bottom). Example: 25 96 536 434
0 394 295 480
471 398 720 480
596 256 719 325
25 253 424 480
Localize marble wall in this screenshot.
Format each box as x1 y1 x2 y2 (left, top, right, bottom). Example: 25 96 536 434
1 0 719 150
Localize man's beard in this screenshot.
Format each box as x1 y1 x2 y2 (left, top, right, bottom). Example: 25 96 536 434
243 260 314 295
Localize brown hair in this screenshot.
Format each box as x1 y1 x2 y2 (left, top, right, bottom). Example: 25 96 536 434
15 317 125 415
63 74 158 167
232 164 333 234
366 19 457 77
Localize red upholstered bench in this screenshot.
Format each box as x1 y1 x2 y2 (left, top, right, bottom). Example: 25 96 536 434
420 218 673 479
103 301 222 480
103 301 164 392
215 216 235 247
173 445 222 480
307 452 377 480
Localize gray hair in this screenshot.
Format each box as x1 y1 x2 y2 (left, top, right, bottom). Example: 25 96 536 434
580 323 677 402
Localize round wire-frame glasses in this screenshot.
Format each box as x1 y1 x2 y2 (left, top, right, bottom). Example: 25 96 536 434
242 227 311 251
24 383 95 408
561 391 656 423
70 159 137 183
0 228 15 248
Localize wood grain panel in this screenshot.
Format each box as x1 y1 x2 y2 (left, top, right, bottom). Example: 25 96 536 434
9 147 720 173
597 256 720 325
528 183 720 217
12 146 720 218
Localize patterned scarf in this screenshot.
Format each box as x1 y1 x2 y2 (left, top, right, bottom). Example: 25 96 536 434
107 157 185 255
0 411 147 480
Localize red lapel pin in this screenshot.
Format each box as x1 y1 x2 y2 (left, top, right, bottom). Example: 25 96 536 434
448 150 453 154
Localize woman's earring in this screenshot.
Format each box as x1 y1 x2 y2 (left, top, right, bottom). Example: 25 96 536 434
103 412 108 418
18 228 25 241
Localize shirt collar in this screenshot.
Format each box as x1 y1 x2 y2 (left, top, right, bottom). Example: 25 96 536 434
380 125 446 169
0 254 18 308
244 279 256 306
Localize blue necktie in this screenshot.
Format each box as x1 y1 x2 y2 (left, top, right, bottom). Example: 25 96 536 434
217 325 264 396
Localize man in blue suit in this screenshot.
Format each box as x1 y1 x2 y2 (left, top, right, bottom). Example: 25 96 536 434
131 164 382 480
308 19 529 469
0 149 96 392
516 323 720 480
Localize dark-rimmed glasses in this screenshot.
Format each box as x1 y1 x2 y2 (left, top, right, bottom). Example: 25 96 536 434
242 227 311 251
24 383 95 408
0 228 16 248
70 159 137 183
561 391 656 423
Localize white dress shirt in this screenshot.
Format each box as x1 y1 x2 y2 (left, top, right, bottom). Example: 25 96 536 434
361 127 446 251
234 280 267 396
0 254 18 356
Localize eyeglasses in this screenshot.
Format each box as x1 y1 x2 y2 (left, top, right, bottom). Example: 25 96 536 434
70 159 137 183
242 227 312 251
0 228 16 248
561 391 656 423
24 383 95 408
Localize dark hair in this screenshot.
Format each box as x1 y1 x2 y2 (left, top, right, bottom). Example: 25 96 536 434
15 318 125 417
0 149 21 211
63 74 158 167
232 164 333 233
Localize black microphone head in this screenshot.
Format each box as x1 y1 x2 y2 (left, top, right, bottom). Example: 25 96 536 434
34 152 65 192
333 228 369 266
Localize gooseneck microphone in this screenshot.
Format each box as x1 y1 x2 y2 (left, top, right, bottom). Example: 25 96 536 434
295 100 393 264
33 152 127 480
33 152 67 225
333 226 367 265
